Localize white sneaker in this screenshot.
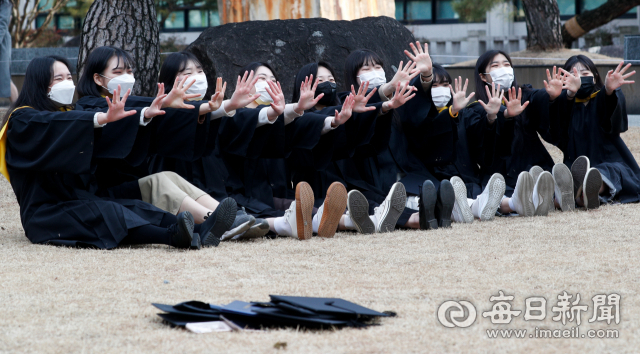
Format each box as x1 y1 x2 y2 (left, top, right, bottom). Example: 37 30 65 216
552 163 574 212
347 190 375 234
373 182 407 233
476 173 506 221
571 156 590 197
511 171 535 217
529 166 543 185
281 201 297 238
533 171 555 216
450 176 474 223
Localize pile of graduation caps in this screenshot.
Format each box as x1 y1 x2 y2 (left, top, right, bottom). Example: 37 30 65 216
154 295 394 330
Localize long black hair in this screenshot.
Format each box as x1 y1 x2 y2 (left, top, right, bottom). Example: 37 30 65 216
291 61 340 106
2 56 71 126
562 55 604 90
474 50 517 103
238 62 279 82
157 51 203 94
76 46 135 98
344 49 384 92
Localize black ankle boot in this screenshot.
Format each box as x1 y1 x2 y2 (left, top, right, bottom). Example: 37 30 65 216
200 198 238 247
169 211 194 249
435 180 455 228
419 180 437 230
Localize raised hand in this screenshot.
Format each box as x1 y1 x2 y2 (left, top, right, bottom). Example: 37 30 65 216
265 80 286 118
350 81 378 113
227 70 261 111
161 75 201 109
404 41 432 77
450 76 475 115
383 82 417 111
206 77 226 112
543 66 563 101
97 85 138 125
504 87 529 118
478 82 503 119
144 83 168 119
391 60 419 87
605 62 636 95
334 94 355 126
559 67 581 97
295 74 324 113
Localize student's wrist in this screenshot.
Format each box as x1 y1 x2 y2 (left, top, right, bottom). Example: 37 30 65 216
566 91 576 100
97 112 108 125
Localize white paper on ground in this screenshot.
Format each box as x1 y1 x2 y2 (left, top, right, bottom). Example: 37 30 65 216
185 321 233 333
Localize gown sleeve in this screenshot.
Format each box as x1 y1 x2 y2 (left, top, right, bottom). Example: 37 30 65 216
595 88 628 134
6 108 95 174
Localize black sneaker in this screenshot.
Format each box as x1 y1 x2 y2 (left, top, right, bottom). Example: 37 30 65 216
435 180 455 228
220 207 256 241
190 233 202 250
200 198 237 247
418 180 438 230
583 168 602 210
169 211 195 249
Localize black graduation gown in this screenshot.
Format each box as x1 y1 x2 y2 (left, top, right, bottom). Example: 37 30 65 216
433 102 493 199
217 106 286 218
552 89 640 203
480 86 555 196
75 95 208 199
5 108 173 249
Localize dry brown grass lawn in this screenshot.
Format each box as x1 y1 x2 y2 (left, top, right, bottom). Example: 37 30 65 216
1 128 640 353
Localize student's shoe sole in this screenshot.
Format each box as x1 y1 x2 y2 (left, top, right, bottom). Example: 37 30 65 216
450 177 474 223
571 156 590 196
480 174 506 221
295 182 314 240
173 211 195 249
529 166 544 185
347 190 375 234
318 182 347 238
378 183 407 233
190 233 202 250
437 180 455 228
202 198 237 247
553 163 575 212
534 171 555 216
583 168 602 210
220 217 255 241
231 219 270 241
420 181 438 230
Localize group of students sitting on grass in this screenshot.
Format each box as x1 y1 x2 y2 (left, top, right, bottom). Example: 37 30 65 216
0 41 637 250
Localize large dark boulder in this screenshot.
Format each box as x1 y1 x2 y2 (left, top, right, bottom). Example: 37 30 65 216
187 16 416 102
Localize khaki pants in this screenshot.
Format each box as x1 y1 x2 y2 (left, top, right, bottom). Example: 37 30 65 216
138 172 208 214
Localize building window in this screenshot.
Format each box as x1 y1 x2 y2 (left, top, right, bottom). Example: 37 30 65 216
556 0 576 15
164 11 185 29
436 0 459 20
407 1 432 21
58 15 75 30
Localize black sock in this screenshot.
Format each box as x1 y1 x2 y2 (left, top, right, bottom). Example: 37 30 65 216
121 225 172 246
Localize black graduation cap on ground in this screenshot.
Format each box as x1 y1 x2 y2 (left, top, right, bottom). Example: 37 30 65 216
154 296 393 330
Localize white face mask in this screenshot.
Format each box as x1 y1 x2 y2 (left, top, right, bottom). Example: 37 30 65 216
184 74 208 101
101 73 136 97
48 80 76 106
487 67 514 90
254 80 274 103
358 69 386 88
431 86 451 108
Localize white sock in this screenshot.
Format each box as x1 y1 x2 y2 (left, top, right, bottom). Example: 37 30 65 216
470 199 480 218
312 212 320 233
467 198 474 208
343 215 356 230
369 214 378 226
274 216 292 237
508 197 515 212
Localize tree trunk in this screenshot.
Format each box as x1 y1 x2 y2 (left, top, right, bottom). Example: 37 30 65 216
521 0 564 50
78 0 160 96
562 0 640 48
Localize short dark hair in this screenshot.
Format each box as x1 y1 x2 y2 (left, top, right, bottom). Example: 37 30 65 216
2 56 71 126
157 51 203 94
432 63 451 86
76 46 135 98
291 61 340 105
238 62 279 82
343 49 384 92
474 50 517 104
562 55 604 90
